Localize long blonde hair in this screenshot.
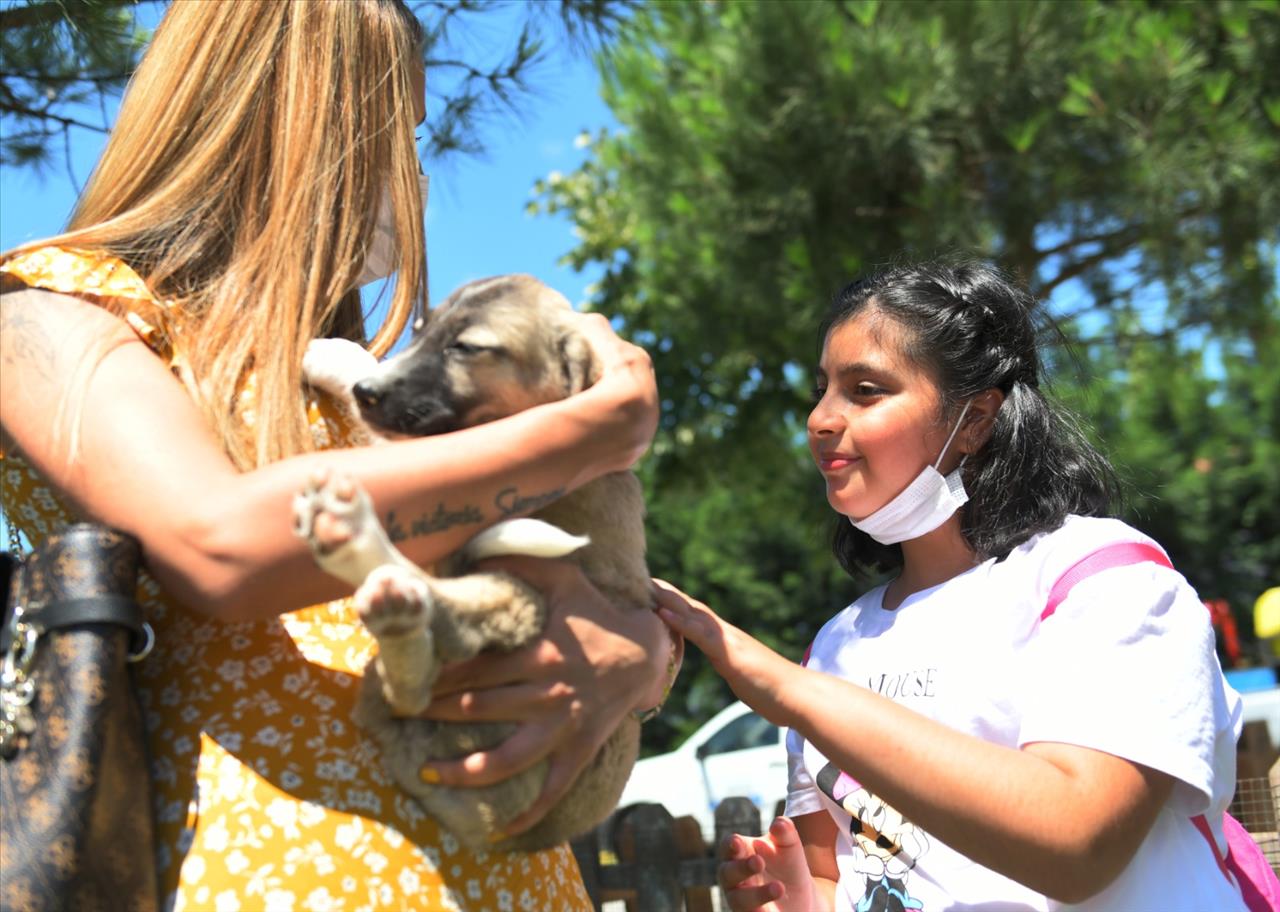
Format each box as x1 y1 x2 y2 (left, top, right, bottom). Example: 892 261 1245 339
23 0 426 469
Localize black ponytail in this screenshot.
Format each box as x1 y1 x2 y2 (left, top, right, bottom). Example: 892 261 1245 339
826 258 1118 579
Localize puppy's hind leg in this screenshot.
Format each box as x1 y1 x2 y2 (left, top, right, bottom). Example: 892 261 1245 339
356 564 438 715
428 573 547 661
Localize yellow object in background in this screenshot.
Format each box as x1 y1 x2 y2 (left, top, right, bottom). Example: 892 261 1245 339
1254 587 1280 657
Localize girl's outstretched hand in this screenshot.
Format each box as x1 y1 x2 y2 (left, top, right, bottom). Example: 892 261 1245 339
651 579 797 722
719 816 819 912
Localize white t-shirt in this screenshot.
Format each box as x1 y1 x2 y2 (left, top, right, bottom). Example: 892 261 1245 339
785 515 1247 911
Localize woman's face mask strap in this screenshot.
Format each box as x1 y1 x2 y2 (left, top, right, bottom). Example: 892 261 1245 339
357 173 430 288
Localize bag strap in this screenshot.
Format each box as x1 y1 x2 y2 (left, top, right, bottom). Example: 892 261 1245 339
2 590 151 652
1192 810 1280 909
1041 541 1280 908
3 593 148 646
1040 541 1172 621
1 524 153 659
1190 812 1234 881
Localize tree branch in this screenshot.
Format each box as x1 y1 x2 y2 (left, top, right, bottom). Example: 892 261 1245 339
0 0 138 32
0 69 133 84
1037 246 1122 298
63 124 81 194
422 57 489 80
0 100 109 133
1033 206 1207 266
1035 223 1144 261
1071 325 1189 347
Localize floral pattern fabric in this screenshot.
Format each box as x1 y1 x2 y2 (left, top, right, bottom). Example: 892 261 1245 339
0 247 591 912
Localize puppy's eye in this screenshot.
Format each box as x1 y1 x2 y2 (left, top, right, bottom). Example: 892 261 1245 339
447 341 485 356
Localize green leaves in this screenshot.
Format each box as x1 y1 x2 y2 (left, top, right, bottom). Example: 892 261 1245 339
847 0 881 29
1060 74 1101 117
883 83 912 111
1202 71 1233 107
540 0 1280 746
1264 97 1280 128
1002 110 1051 154
1060 328 1280 629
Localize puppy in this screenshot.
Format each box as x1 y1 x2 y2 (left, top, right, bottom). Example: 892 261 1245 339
292 275 649 852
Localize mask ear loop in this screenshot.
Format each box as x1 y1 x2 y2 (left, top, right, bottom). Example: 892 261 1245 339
932 399 973 470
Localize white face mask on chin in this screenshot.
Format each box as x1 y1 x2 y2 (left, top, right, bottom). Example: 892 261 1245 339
848 399 973 545
357 172 430 287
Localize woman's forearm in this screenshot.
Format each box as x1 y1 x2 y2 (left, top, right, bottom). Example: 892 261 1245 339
143 389 650 619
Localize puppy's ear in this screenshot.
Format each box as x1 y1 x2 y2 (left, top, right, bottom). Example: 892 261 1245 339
556 323 599 395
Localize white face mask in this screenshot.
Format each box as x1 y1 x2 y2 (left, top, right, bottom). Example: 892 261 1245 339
848 399 973 545
357 172 430 287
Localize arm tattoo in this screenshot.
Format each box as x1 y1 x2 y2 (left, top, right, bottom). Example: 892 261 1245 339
494 485 565 517
382 485 567 543
0 292 59 385
385 502 485 543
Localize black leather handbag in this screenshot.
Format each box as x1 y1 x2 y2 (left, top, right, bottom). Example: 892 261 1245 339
0 523 159 911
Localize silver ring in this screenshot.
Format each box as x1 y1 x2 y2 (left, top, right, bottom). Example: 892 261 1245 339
127 622 155 663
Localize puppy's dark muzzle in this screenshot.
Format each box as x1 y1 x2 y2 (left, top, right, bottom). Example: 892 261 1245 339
353 379 382 409
353 374 459 437
352 376 402 431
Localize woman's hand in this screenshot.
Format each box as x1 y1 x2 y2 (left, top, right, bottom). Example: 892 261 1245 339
564 311 658 473
416 555 667 836
719 817 819 912
652 579 796 722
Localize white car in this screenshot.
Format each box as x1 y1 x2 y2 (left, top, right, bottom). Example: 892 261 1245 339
617 701 789 840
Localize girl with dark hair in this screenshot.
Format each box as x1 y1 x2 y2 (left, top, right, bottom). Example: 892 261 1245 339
655 260 1247 910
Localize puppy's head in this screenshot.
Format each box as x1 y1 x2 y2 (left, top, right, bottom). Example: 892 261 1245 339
353 275 598 437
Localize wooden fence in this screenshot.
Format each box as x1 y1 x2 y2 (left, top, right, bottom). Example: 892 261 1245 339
570 797 762 912
1234 722 1280 870
572 766 1280 911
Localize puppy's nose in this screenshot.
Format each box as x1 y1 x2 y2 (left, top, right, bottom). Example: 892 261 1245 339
353 379 382 409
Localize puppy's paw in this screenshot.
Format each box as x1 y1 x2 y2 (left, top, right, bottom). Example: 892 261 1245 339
302 338 378 398
356 565 434 638
292 470 376 563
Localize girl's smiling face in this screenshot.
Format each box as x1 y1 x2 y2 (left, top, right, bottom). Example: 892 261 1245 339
807 310 962 520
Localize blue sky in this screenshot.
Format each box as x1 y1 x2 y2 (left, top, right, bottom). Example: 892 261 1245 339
0 1 616 342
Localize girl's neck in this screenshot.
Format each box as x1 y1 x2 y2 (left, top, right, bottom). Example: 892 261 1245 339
883 515 979 611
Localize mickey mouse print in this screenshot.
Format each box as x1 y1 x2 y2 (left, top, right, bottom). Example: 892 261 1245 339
816 762 930 912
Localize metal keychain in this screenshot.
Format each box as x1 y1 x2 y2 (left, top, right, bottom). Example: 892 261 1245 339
0 515 36 756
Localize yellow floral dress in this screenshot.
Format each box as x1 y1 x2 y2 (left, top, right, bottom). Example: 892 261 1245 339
0 247 592 912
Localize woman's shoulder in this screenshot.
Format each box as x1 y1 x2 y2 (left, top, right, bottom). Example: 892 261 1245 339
2 245 152 300
2 244 179 362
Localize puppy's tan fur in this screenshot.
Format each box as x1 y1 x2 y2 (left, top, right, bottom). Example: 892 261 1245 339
294 276 648 852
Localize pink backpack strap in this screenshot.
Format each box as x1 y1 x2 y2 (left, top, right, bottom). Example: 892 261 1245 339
1040 541 1172 621
1042 541 1280 910
1191 813 1234 881
1192 811 1280 911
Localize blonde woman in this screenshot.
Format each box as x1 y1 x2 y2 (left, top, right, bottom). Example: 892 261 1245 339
0 1 666 908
